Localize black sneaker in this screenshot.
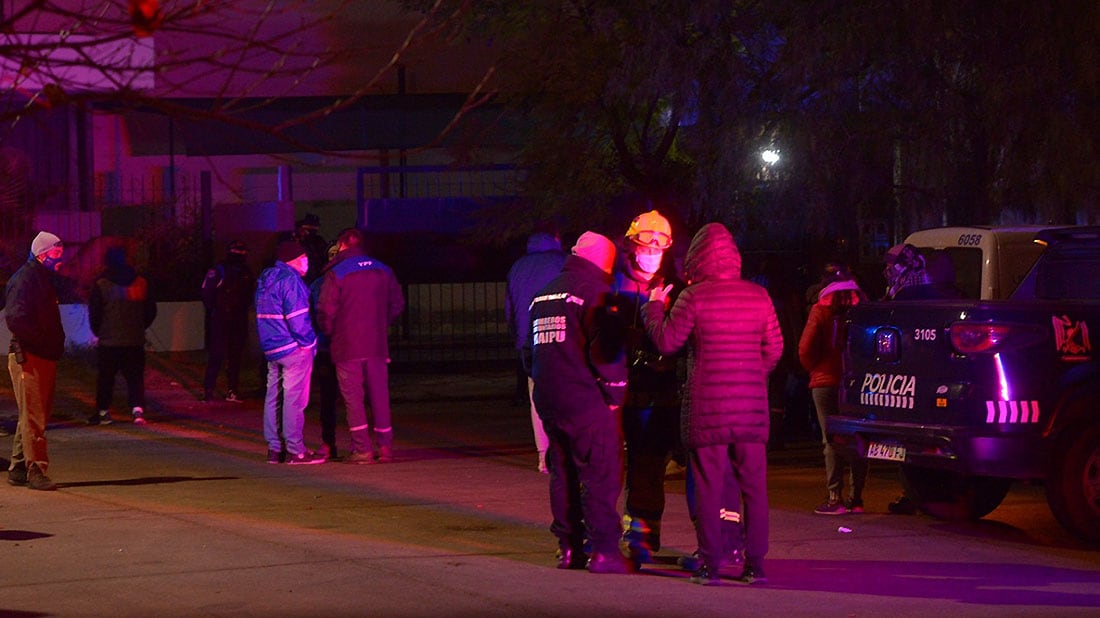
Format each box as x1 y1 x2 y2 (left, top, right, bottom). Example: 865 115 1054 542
8 462 27 486
845 498 865 514
690 565 722 586
287 450 327 465
737 564 767 585
267 449 285 464
678 549 743 571
88 410 113 426
555 547 587 570
814 498 847 515
586 551 636 574
224 390 243 403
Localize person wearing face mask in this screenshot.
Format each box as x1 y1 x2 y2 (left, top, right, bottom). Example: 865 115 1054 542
255 239 324 465
5 231 67 490
610 209 683 564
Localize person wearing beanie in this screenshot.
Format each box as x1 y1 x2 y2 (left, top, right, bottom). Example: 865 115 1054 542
201 240 256 403
798 267 869 515
317 227 405 464
570 231 617 274
644 223 784 585
87 246 157 426
293 214 328 285
530 230 634 574
30 231 63 259
5 230 66 490
254 237 324 464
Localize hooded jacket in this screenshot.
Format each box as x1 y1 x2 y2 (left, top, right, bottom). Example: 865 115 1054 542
4 257 65 361
89 256 157 347
530 254 628 433
255 261 317 362
316 247 404 363
643 223 784 448
505 232 566 356
798 280 862 389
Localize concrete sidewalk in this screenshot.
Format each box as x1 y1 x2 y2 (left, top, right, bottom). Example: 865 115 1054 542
1 352 1097 617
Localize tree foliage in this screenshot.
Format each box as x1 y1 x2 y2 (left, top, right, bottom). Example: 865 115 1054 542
406 0 1100 250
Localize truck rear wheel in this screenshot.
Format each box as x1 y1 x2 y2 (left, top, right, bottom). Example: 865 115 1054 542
1045 422 1100 544
899 464 1011 521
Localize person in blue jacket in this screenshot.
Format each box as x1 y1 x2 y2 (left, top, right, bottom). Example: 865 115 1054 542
505 227 566 473
255 239 324 465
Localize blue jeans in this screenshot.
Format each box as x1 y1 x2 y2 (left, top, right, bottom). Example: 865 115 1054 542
263 347 314 456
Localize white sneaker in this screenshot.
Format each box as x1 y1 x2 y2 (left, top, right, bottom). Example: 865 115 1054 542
132 407 147 425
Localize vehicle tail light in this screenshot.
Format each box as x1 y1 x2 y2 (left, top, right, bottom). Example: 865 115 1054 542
948 322 1045 354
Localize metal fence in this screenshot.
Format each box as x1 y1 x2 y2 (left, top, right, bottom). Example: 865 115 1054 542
358 164 524 200
388 281 513 366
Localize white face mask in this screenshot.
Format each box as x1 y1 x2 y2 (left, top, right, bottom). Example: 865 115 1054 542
635 252 663 274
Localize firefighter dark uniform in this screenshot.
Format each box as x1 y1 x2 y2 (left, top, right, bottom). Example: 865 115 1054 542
531 232 632 574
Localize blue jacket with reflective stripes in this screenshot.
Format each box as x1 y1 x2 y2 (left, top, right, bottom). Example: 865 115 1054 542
255 261 316 362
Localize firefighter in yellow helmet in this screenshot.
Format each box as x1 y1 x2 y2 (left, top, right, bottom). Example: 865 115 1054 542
611 209 681 564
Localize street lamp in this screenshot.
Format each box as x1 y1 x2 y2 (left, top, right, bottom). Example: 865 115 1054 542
761 149 780 165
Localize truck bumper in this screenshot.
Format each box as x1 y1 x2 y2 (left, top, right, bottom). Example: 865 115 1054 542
826 417 1043 479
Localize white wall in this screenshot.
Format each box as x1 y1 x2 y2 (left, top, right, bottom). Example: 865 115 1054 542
0 301 206 354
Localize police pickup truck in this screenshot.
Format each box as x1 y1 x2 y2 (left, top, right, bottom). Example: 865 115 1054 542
829 226 1100 543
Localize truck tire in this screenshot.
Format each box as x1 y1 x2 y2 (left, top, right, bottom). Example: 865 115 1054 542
1045 422 1100 544
899 464 1011 521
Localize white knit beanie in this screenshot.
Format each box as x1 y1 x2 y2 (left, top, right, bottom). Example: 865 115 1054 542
572 231 616 275
31 231 63 257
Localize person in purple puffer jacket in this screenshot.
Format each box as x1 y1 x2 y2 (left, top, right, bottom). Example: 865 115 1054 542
644 222 784 586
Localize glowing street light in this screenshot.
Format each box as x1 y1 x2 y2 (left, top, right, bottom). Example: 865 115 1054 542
761 149 780 165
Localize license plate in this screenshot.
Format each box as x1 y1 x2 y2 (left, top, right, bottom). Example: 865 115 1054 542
867 442 906 461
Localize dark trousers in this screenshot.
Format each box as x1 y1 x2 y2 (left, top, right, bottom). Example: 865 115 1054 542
690 442 768 569
314 349 339 453
204 313 247 394
545 411 624 555
622 404 679 551
686 459 745 556
96 345 145 410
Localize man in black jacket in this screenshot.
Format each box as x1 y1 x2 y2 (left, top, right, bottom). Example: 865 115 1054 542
6 231 67 491
201 240 255 402
88 247 157 426
531 231 632 574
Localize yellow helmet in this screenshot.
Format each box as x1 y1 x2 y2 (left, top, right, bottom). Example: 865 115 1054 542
625 210 672 250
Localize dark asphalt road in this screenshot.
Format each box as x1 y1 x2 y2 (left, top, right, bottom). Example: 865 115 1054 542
0 352 1097 616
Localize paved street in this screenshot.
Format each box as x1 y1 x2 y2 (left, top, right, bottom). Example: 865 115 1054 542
1 352 1098 617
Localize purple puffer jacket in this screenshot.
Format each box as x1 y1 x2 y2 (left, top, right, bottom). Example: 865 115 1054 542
643 223 784 448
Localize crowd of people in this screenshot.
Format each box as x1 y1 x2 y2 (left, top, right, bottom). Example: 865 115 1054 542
4 216 406 490
511 212 783 585
205 218 405 465
5 214 946 586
